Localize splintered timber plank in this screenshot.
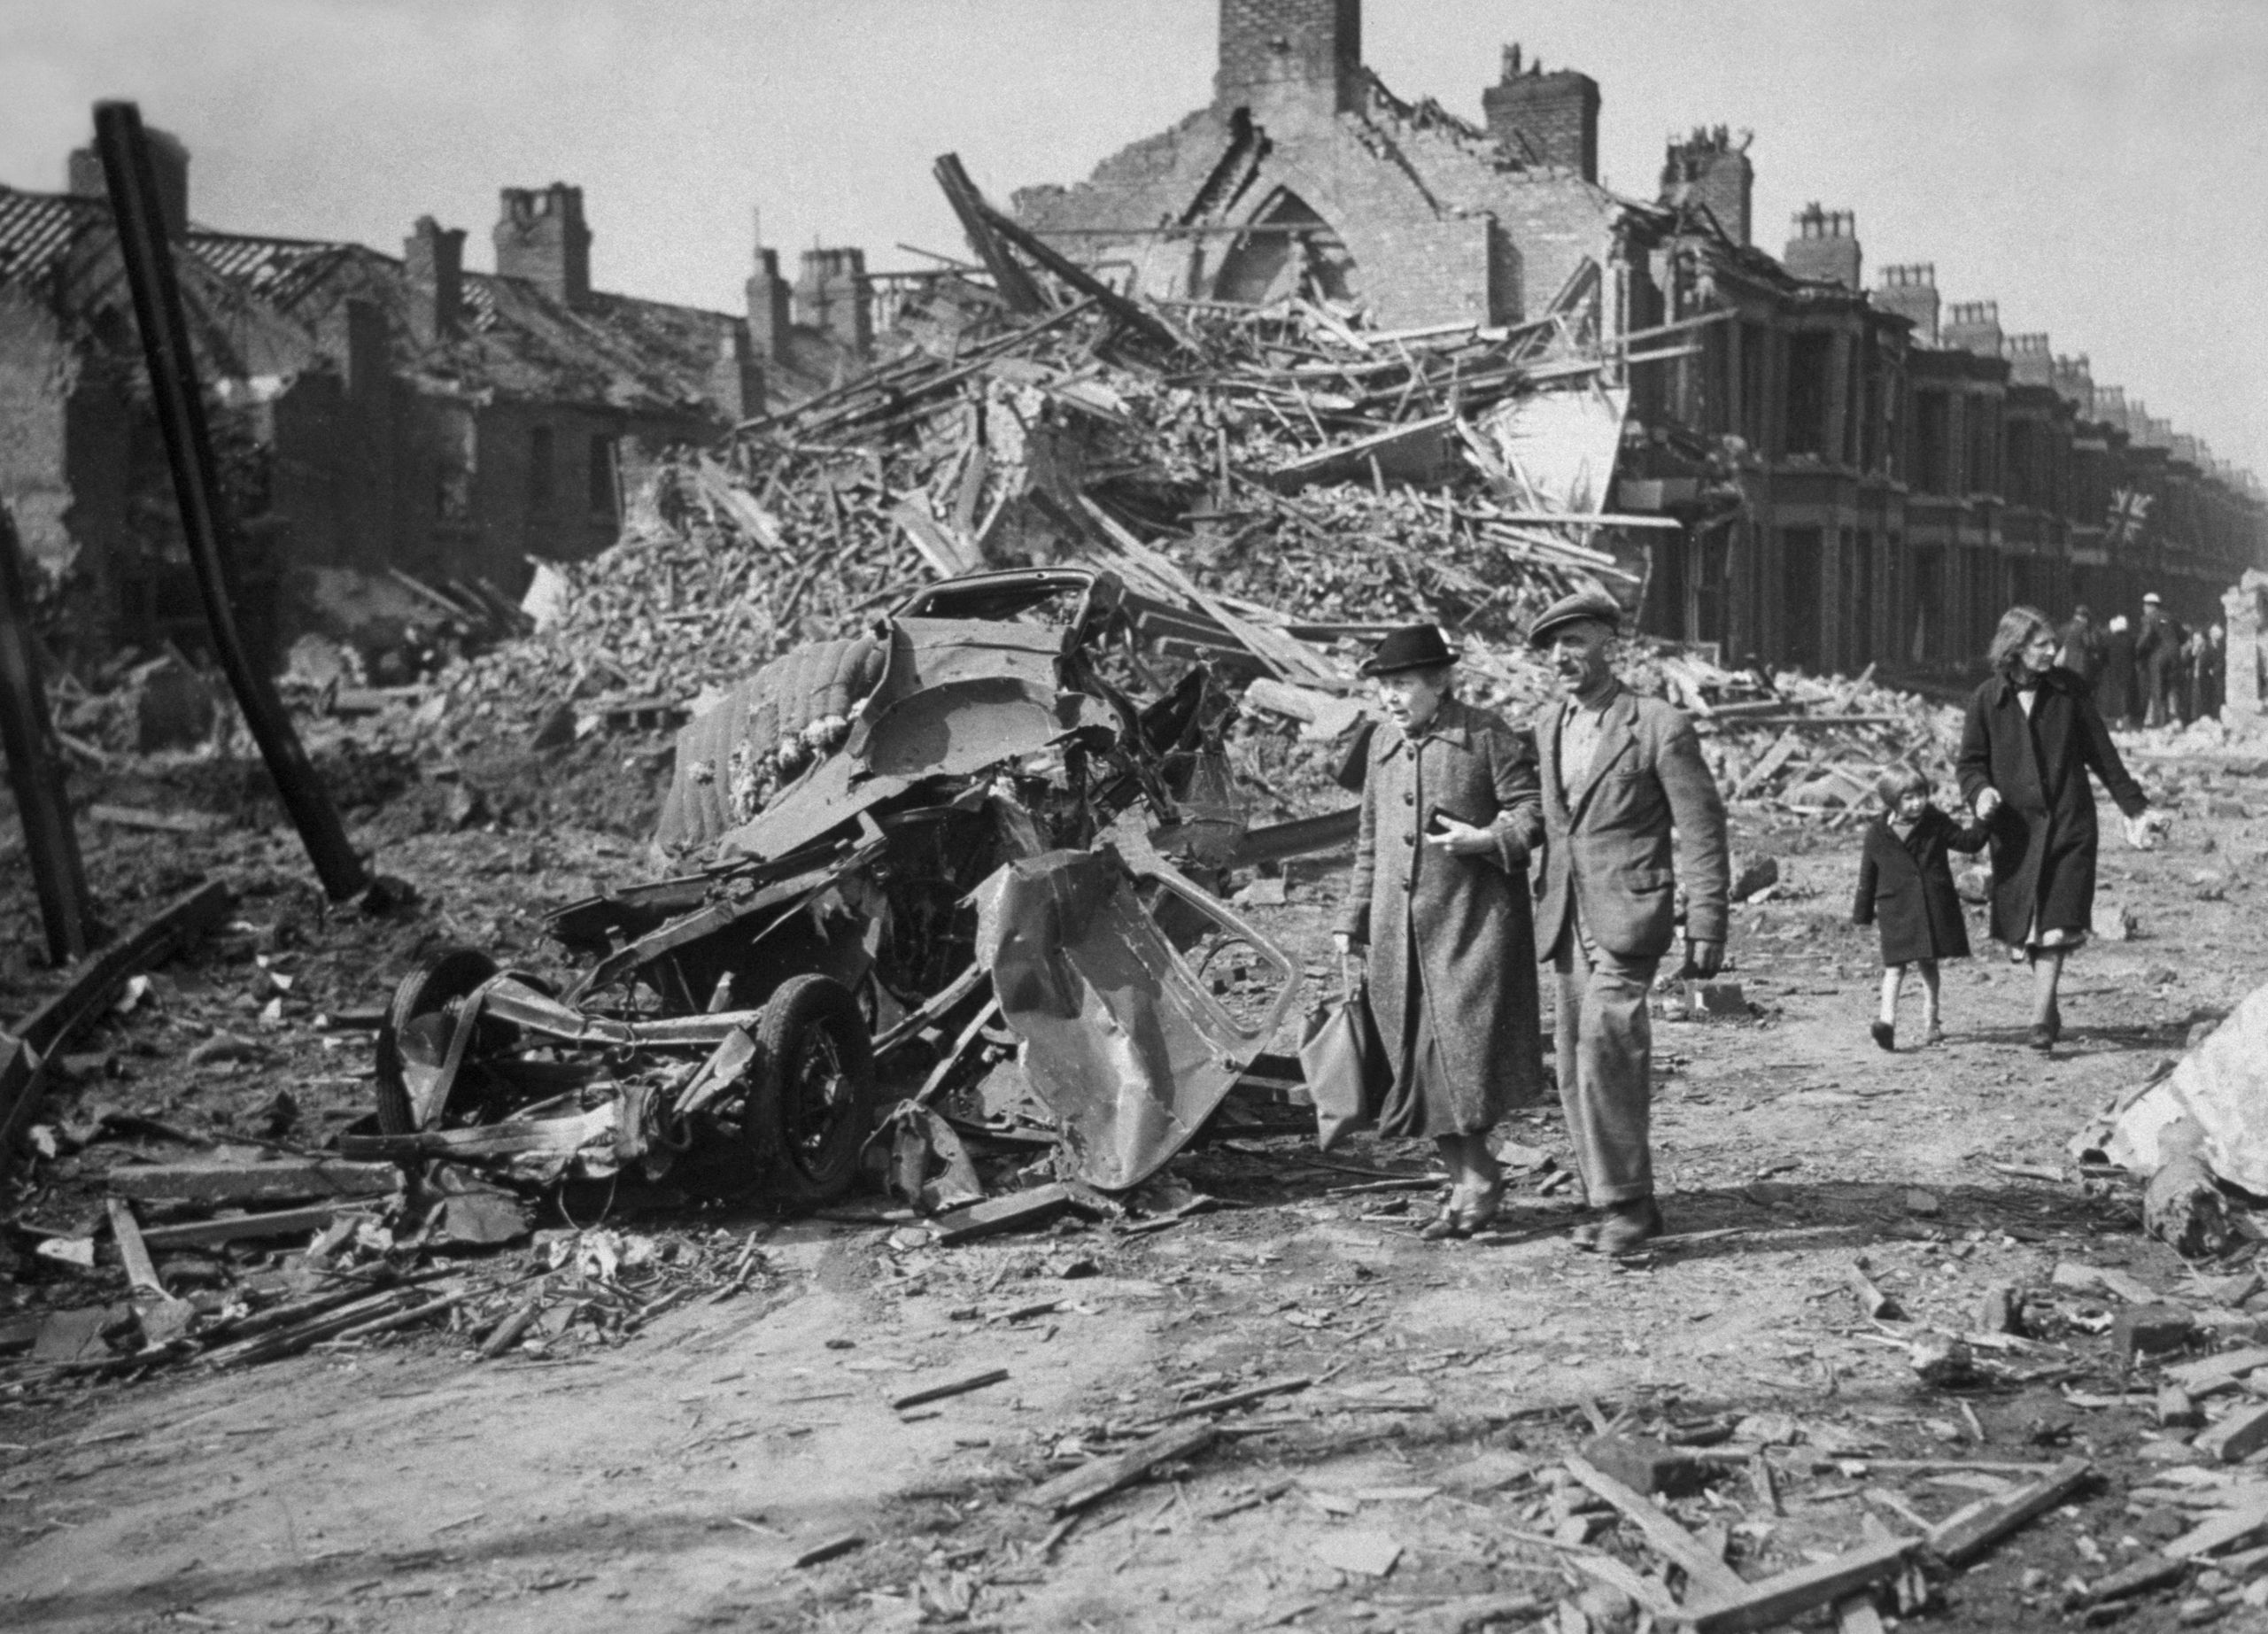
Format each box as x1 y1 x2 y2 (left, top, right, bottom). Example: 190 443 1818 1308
1924 1457 2093 1567
138 1206 350 1251
1021 1423 1217 1514
1563 1453 1746 1600
0 879 235 1174
1686 1538 1916 1634
107 1160 399 1205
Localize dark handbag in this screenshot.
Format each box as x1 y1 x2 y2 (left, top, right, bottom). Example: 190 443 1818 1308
1299 958 1389 1152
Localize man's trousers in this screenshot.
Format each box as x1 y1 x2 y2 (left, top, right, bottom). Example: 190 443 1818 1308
1548 927 1661 1207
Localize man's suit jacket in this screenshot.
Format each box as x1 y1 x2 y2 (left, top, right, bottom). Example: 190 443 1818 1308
1531 686 1730 962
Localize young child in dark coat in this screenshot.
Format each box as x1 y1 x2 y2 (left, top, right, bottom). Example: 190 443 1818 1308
1853 767 1988 1049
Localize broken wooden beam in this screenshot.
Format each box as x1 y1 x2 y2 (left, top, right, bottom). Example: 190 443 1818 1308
2086 1553 2190 1603
107 1159 399 1205
1022 1422 1217 1514
933 1182 1077 1245
791 1533 866 1569
0 879 234 1179
137 1204 352 1251
2196 1403 2268 1465
1686 1537 1916 1634
891 1367 1009 1412
105 1197 165 1296
1563 1452 1746 1600
1924 1456 2092 1567
1147 1375 1314 1427
1848 1258 1904 1321
2165 1494 2268 1561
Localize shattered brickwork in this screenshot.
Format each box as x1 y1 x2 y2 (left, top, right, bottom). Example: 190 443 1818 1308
1481 50 1599 182
1216 0 1362 114
1660 127 1752 247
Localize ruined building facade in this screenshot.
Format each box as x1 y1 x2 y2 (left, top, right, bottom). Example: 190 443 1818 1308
1018 0 2264 674
0 134 873 662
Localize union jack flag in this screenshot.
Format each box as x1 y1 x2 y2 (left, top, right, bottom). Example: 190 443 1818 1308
2106 487 2153 546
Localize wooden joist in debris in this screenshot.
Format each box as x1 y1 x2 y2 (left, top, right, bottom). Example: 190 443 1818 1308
0 879 236 1180
1022 1422 1218 1515
1685 1537 1917 1634
1924 1456 2093 1567
108 1159 400 1205
1563 1452 1745 1600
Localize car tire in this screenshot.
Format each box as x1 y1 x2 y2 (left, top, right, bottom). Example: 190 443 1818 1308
742 974 876 1209
374 947 499 1135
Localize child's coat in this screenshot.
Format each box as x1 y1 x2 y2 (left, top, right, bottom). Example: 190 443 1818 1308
1853 805 1987 965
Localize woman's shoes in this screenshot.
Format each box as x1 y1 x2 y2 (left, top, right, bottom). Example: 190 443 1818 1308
2027 1023 2054 1052
1462 1179 1506 1233
1420 1178 1506 1241
1924 1020 1946 1047
1869 1019 1895 1051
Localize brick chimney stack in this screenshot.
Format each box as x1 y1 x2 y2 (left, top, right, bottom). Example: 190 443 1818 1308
795 248 871 355
746 232 793 362
1215 0 1365 120
2095 385 2130 435
1783 205 1860 289
494 182 592 308
709 321 764 421
1660 126 1752 246
1874 265 1937 345
2053 353 2094 419
1483 45 1601 182
1942 299 2002 359
2006 332 2054 388
70 124 190 238
402 216 466 345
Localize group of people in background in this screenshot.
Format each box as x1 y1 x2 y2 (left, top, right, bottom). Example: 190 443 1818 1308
2055 595 2225 729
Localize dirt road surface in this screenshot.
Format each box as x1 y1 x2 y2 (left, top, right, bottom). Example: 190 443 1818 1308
5 740 2268 1632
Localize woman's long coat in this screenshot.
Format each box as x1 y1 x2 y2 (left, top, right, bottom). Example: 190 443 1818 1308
1334 696 1544 1130
1955 667 2148 946
1852 806 1987 965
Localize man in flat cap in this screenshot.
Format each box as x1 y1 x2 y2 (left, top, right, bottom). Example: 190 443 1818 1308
1529 591 1729 1255
1334 624 1544 1238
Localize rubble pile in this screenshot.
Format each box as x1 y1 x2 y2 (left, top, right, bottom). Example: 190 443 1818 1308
6 1137 775 1377
435 284 1647 736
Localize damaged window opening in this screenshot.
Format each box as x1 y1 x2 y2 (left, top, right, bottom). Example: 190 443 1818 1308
528 424 554 511
1784 330 1833 458
589 432 619 520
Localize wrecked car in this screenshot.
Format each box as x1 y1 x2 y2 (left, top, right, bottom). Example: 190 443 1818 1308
364 568 1302 1204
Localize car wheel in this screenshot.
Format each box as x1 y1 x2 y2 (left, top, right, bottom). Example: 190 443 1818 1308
741 974 876 1208
374 947 499 1135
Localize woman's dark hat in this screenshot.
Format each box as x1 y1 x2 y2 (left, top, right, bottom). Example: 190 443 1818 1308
1358 624 1459 676
1527 589 1622 649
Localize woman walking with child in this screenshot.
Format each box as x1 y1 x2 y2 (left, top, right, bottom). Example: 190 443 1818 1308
1853 769 1987 1049
1957 606 2161 1052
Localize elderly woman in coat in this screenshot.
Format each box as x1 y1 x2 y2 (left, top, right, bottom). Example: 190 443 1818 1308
1333 625 1544 1239
1958 605 2160 1052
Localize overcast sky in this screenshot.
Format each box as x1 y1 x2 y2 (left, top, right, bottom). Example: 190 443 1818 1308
5 1 2264 476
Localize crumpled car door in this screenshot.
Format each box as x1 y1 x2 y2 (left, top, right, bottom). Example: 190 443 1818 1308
973 848 1297 1190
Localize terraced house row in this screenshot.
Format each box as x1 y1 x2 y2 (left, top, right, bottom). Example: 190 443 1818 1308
1018 0 2264 676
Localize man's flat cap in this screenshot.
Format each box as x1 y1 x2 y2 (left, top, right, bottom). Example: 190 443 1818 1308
1358 623 1459 676
1527 589 1622 648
